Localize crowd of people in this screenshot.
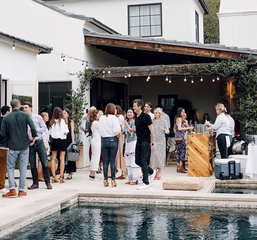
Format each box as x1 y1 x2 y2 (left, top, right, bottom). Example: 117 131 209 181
0 98 235 197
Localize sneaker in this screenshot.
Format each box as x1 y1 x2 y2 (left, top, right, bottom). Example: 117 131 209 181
89 175 100 181
0 188 8 194
137 183 149 190
149 169 156 184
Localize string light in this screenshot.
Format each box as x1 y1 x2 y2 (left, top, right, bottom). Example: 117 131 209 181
216 75 219 81
86 61 89 70
12 41 15 50
191 76 194 83
128 69 131 77
108 66 111 74
184 75 187 82
147 73 150 80
200 76 203 82
102 70 106 74
212 76 215 82
165 76 168 81
124 72 128 78
168 76 171 83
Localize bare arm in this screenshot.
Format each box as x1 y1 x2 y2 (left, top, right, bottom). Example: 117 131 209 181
71 120 75 142
177 118 190 131
148 124 155 152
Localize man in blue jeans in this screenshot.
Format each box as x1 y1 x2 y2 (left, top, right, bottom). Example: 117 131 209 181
133 99 156 190
1 99 37 197
23 102 52 190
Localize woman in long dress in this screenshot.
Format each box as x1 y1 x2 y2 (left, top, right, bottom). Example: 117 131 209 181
174 107 191 173
89 109 101 180
150 108 169 180
63 108 76 180
123 108 142 185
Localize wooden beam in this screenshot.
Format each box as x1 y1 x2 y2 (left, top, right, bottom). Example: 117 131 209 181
94 63 211 78
85 36 252 60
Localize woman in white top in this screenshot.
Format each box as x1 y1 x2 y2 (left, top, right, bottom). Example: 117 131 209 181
150 108 169 180
48 107 69 183
99 103 121 187
205 103 231 158
89 109 101 180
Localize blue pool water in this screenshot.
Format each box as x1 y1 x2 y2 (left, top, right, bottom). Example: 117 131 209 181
3 203 257 239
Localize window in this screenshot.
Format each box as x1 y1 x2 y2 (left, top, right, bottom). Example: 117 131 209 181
128 3 162 37
195 11 199 42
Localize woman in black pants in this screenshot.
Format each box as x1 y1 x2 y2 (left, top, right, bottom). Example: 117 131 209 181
205 103 231 158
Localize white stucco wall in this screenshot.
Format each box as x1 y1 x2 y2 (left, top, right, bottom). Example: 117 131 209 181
46 0 205 43
218 0 257 49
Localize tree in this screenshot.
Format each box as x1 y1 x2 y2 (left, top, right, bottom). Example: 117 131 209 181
204 0 220 44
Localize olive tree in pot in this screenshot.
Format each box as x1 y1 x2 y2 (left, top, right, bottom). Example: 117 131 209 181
64 68 100 167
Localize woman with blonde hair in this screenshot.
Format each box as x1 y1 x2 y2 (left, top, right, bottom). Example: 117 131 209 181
115 105 127 179
98 103 121 187
150 108 169 179
205 103 231 158
48 107 69 183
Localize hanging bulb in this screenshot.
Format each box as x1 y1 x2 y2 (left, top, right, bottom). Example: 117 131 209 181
212 77 215 82
82 61 84 66
217 75 219 81
108 66 111 74
63 57 65 63
128 69 131 77
102 70 106 74
200 76 203 82
184 75 187 82
169 79 171 83
147 73 150 80
191 76 194 83
12 41 15 50
86 61 89 70
166 76 168 81
124 74 127 78
146 78 149 82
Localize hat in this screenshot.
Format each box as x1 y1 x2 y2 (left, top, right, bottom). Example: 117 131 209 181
226 108 230 114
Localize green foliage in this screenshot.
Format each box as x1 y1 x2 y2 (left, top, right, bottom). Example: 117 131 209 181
204 0 220 44
64 69 101 146
12 94 32 104
179 58 257 134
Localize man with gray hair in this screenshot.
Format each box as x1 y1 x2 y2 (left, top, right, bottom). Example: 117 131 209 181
1 99 37 197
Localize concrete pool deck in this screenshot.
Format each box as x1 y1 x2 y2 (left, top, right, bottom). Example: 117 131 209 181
1 165 257 237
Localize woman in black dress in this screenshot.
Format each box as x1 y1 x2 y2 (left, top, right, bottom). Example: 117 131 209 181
63 108 76 180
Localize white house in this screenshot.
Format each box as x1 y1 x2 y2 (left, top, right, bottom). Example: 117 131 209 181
218 0 257 49
44 0 209 43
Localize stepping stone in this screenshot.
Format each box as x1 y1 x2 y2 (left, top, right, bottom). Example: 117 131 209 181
163 178 204 191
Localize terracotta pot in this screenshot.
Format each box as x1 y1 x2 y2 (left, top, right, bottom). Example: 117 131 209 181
76 146 84 169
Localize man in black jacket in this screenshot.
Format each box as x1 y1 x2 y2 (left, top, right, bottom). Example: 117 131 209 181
1 99 37 197
0 106 10 193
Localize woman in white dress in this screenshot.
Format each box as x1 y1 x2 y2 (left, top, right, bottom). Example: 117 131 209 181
123 108 142 185
150 108 169 180
89 109 101 180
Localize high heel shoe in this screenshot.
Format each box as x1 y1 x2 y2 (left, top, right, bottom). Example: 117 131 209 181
177 167 180 173
52 176 59 183
157 171 161 180
60 176 65 183
129 180 138 185
178 166 187 173
154 170 158 180
103 180 109 187
111 180 117 187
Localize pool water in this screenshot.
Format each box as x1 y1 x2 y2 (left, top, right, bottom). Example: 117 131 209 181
213 187 257 194
3 203 257 240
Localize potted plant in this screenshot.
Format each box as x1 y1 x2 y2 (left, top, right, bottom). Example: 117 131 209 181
64 68 100 168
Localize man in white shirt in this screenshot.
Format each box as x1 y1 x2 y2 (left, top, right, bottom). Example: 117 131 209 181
144 102 154 121
225 108 235 155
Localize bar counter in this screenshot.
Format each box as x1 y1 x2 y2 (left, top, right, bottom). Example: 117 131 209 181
188 133 216 177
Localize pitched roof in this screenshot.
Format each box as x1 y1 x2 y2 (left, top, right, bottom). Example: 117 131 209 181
0 31 52 53
198 0 210 14
33 0 120 34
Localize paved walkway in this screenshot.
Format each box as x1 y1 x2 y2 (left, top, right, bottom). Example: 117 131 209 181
0 165 256 237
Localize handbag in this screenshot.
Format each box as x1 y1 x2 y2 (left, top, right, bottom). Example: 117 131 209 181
67 151 80 161
175 137 183 143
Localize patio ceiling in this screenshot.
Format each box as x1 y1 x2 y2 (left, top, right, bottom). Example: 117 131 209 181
84 31 257 67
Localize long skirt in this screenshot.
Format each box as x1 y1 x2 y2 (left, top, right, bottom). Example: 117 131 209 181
125 140 142 182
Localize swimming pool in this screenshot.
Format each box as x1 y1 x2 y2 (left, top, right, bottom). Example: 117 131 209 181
3 203 257 239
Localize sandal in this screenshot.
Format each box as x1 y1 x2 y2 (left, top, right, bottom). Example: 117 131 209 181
129 180 138 185
125 181 130 184
66 174 72 180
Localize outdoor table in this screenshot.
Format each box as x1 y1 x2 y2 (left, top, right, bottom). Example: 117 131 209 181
245 145 257 179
